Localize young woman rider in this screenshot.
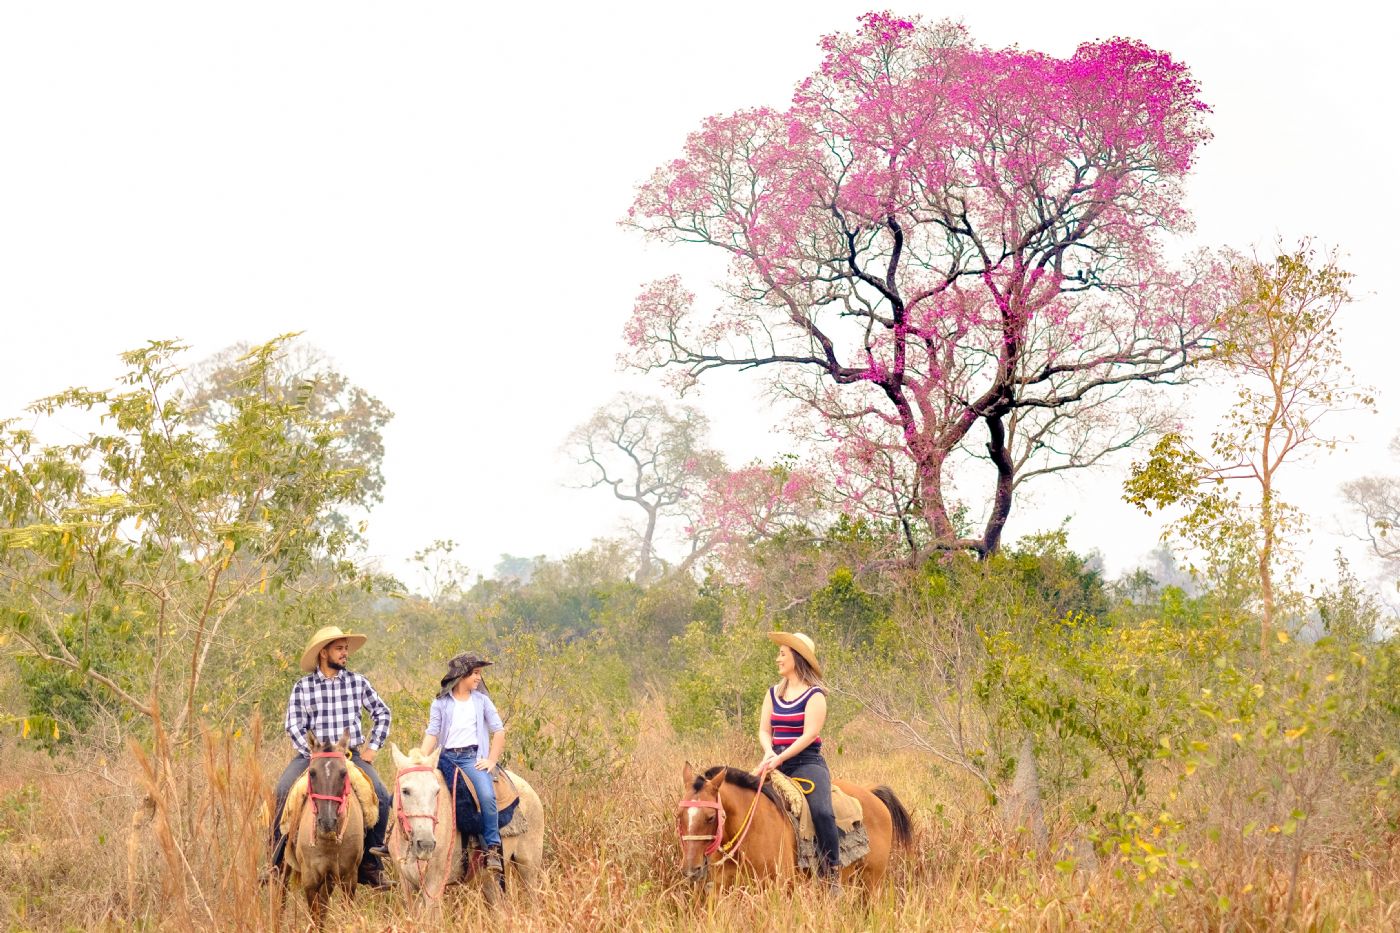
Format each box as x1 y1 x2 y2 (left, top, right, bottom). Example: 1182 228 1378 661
755 631 839 883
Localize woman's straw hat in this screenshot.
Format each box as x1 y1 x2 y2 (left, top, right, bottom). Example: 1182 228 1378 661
300 625 368 673
767 631 822 677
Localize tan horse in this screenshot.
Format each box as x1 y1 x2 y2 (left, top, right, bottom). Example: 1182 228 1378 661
285 730 365 926
677 763 912 895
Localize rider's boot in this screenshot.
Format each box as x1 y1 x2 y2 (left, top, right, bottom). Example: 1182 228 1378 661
485 844 507 894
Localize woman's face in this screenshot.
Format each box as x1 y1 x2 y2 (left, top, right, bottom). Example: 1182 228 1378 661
463 669 483 692
776 645 795 679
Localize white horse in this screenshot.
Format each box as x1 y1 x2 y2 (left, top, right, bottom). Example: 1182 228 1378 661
387 744 545 907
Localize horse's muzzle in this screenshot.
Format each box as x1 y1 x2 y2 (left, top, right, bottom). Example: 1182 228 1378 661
683 864 708 885
410 837 437 860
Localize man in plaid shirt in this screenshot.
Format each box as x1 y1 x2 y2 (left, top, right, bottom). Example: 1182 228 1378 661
267 625 393 887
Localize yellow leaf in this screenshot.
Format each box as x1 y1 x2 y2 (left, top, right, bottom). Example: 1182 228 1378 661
260 567 268 594
1277 630 1290 644
52 723 59 740
21 718 30 739
1284 725 1308 741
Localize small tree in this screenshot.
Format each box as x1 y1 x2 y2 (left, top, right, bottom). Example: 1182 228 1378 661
1341 435 1400 578
185 338 393 538
564 393 723 580
0 337 368 742
1125 245 1370 648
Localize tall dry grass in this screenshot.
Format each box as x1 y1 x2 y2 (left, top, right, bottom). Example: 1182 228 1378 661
2 703 1398 931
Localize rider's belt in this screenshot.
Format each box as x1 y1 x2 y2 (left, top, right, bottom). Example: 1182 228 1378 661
444 745 478 755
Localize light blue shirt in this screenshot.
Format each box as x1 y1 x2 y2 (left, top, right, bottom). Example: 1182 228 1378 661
426 689 504 764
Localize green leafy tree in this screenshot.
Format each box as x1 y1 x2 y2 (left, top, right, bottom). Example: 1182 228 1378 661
0 337 367 742
1125 245 1370 649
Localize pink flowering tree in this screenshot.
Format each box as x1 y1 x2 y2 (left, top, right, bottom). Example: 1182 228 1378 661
680 461 827 590
623 13 1225 558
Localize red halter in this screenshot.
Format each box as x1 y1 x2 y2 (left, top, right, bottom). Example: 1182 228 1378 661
677 796 726 856
393 764 442 839
308 750 352 819
677 771 768 862
388 762 460 901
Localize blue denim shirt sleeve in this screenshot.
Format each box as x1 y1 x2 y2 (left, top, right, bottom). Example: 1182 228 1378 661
425 696 444 737
482 693 504 735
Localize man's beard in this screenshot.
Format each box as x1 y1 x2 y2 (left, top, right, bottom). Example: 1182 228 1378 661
327 659 347 672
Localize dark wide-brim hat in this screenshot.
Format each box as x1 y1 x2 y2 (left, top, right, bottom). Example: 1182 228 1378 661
440 652 494 692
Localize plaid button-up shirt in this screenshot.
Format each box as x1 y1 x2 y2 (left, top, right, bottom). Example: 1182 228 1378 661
284 668 392 758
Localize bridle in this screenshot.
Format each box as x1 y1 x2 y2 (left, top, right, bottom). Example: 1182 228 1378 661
305 750 353 845
677 770 767 869
388 762 460 900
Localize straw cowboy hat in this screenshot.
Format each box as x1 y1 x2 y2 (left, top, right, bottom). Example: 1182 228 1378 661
767 631 822 677
300 625 368 673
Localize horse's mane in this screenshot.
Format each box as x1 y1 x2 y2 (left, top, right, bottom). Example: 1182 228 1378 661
693 766 784 809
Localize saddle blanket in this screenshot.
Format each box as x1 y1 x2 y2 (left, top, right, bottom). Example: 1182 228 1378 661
767 770 871 870
280 759 378 837
446 764 524 836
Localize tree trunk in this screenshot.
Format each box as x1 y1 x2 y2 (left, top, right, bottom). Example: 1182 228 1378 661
1258 486 1276 651
999 733 1049 851
981 414 1016 557
637 505 658 582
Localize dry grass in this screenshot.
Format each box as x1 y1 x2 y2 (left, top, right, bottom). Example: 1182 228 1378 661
2 708 1398 931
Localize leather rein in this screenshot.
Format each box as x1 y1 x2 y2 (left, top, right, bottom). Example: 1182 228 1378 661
677 770 768 865
388 763 459 900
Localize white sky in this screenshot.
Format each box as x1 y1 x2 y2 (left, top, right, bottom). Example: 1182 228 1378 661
2 2 1397 593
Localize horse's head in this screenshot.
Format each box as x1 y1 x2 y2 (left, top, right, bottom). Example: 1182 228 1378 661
306 728 352 837
390 742 444 860
677 762 727 884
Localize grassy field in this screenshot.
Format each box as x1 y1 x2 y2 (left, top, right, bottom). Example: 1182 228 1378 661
2 706 1399 932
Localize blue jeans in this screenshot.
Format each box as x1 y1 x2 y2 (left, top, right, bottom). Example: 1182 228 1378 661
779 746 839 876
438 747 500 848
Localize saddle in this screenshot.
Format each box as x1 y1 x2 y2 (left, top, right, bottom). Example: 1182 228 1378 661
448 764 526 837
767 771 870 870
280 760 378 837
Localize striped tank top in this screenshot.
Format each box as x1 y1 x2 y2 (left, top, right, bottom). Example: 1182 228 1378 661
769 684 824 751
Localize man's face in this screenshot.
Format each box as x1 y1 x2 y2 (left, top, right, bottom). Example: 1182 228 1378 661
321 638 350 672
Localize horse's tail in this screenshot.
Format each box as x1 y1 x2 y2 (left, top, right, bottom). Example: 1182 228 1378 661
871 785 913 848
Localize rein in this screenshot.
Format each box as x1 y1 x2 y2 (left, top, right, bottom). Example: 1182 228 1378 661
678 770 768 865
305 750 354 845
388 762 459 901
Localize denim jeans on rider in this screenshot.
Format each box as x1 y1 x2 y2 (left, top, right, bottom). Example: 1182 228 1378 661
438 746 501 848
778 746 840 877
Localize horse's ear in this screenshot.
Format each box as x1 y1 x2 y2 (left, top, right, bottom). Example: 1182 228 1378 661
336 728 351 752
682 761 695 788
390 742 408 769
704 769 725 793
306 730 319 750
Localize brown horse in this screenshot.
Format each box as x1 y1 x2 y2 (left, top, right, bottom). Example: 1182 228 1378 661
284 730 366 926
677 763 912 894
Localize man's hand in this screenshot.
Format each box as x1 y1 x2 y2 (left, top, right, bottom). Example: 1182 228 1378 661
475 759 495 772
360 746 378 764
